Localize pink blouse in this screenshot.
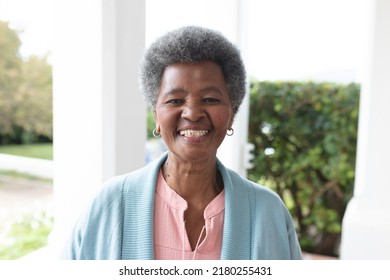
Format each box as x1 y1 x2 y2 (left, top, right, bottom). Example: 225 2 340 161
154 170 225 260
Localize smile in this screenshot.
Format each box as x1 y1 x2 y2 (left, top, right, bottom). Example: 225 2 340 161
179 130 209 137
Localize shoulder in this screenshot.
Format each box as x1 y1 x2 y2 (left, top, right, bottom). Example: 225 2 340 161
60 156 165 259
98 155 164 201
222 165 284 205
218 162 302 259
89 153 166 214
220 163 293 223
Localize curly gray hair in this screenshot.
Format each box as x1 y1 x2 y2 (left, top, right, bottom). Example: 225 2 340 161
139 26 247 114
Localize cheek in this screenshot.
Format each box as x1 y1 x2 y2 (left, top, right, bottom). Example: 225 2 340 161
155 108 177 130
216 109 233 127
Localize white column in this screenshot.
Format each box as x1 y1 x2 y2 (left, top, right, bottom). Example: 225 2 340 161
102 0 147 179
217 0 252 177
50 0 145 255
340 0 390 259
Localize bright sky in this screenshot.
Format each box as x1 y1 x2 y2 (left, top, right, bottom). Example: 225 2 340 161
0 0 370 83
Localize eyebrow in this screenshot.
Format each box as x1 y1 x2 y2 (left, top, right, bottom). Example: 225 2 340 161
161 86 225 97
161 88 187 96
200 86 224 95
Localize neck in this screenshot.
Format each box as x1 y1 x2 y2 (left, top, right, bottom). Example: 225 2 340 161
162 153 222 205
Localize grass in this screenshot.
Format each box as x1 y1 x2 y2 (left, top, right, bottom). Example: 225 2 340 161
0 143 53 160
0 170 52 183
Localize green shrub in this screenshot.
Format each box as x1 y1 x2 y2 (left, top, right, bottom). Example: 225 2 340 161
248 80 360 257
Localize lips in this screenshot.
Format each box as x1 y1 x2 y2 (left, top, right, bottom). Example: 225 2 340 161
179 129 209 137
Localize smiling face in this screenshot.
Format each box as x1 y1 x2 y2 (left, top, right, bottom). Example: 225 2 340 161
155 60 234 163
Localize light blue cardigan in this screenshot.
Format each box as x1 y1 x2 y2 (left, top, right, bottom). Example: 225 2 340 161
61 153 303 260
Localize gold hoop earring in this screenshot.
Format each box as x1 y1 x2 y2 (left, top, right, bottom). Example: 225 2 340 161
152 128 161 137
226 128 234 136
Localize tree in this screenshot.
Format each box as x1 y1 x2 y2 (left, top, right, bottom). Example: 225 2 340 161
0 21 52 144
14 55 52 141
0 21 22 136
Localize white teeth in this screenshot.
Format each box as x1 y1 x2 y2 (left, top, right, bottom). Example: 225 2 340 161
179 130 208 137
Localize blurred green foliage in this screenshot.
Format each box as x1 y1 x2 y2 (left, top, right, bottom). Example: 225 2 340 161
146 108 155 139
0 209 53 260
0 21 52 145
248 80 360 257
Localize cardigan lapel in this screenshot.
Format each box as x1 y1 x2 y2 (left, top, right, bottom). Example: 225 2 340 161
218 160 252 260
121 153 168 259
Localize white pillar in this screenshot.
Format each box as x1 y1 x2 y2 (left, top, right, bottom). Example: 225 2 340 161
340 0 390 259
217 0 252 177
102 0 147 179
50 0 146 255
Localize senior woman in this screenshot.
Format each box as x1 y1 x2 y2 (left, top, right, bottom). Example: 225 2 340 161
61 26 303 260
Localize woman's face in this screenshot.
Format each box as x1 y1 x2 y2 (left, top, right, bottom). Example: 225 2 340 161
155 60 234 162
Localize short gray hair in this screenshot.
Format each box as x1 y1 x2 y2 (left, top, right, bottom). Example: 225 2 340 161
139 26 246 114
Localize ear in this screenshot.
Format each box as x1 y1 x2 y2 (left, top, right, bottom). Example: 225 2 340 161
153 109 160 130
228 112 235 129
153 109 157 120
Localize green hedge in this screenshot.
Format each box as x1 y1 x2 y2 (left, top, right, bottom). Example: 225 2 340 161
248 80 360 257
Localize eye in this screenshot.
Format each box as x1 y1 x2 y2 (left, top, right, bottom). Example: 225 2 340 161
203 98 219 104
166 99 184 105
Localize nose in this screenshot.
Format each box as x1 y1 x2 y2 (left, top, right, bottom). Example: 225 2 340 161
181 102 206 122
